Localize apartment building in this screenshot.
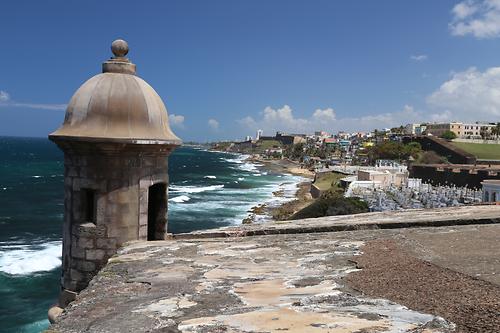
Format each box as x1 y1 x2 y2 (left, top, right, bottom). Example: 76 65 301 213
425 122 494 139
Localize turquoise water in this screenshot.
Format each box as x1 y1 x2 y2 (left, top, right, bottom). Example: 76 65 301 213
0 137 302 333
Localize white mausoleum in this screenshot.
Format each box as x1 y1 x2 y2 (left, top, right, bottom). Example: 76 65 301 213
482 180 500 203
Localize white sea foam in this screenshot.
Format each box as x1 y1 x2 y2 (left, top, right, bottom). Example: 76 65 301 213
222 154 250 164
31 175 42 178
238 163 259 172
204 175 217 179
169 184 224 194
0 241 62 275
169 195 191 203
224 154 263 174
170 199 248 213
19 319 50 333
237 177 245 181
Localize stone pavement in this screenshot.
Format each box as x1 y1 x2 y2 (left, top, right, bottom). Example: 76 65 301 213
47 206 500 333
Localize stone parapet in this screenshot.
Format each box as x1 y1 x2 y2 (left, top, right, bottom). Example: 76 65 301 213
174 205 500 239
47 217 500 332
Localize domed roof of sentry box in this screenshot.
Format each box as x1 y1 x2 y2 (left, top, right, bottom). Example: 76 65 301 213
49 39 181 145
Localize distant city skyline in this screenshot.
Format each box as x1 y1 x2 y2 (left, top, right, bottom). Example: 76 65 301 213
1 0 500 141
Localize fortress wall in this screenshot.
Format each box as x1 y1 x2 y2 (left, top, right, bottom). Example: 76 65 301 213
410 164 500 188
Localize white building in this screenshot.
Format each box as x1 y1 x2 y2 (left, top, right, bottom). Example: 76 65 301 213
256 129 263 140
482 180 500 202
404 123 427 136
357 160 409 188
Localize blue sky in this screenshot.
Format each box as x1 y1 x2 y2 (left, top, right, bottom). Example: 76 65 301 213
1 0 500 141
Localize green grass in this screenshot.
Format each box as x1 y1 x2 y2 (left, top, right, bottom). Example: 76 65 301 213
257 140 281 149
452 142 500 160
254 140 282 153
313 172 345 191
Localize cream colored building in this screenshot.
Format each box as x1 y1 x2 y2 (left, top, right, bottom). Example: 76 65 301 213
357 169 408 188
425 122 494 139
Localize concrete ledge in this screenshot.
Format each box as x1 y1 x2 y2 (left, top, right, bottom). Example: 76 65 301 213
174 205 500 239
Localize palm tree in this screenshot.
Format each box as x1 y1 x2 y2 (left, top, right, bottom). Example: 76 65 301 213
480 126 490 140
492 125 499 140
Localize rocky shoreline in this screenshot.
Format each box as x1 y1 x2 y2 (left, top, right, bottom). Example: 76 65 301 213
243 157 315 224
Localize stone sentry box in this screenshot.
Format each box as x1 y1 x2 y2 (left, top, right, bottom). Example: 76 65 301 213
49 40 181 311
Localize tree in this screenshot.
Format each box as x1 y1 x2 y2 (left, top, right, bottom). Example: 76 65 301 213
283 143 305 160
402 142 422 158
367 141 422 162
480 126 490 140
440 130 457 140
492 123 500 139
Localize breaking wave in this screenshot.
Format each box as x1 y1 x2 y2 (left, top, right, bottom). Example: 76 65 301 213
169 184 225 193
0 241 62 275
169 195 191 203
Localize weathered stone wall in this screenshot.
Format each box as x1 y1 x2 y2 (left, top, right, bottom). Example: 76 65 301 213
310 184 323 198
56 142 172 304
404 136 476 164
410 164 500 188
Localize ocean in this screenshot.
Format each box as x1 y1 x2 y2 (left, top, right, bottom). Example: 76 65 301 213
0 137 303 333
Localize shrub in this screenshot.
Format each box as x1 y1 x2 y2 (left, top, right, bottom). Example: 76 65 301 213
291 192 369 220
368 141 422 162
440 130 457 140
417 151 448 164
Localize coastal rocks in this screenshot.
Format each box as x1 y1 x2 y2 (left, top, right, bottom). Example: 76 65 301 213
47 306 63 324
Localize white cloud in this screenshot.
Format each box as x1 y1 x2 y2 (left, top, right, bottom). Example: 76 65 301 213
410 54 428 62
453 0 479 19
430 110 453 123
427 66 500 120
9 103 66 111
0 90 66 111
450 0 500 38
312 108 336 122
208 118 219 130
0 90 10 102
238 104 422 134
168 114 185 128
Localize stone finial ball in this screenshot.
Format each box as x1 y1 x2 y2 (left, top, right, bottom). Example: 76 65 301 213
111 39 129 57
